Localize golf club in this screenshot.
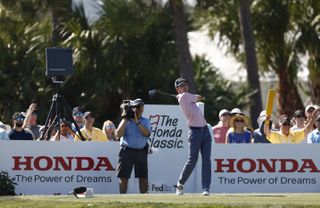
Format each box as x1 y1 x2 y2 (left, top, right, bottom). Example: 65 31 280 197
149 89 177 98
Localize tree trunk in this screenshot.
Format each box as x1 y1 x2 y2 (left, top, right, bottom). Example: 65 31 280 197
308 58 320 104
51 0 72 46
278 69 304 116
169 0 197 93
238 0 262 128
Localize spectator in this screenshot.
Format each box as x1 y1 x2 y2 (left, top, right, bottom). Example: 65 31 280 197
307 115 320 143
207 123 215 145
173 78 211 196
116 98 151 194
212 109 230 143
226 108 245 135
71 106 85 133
291 110 306 131
291 109 307 143
9 112 34 140
23 103 42 140
253 111 271 143
305 105 316 122
75 111 107 141
50 120 74 141
102 120 118 141
0 121 9 140
226 113 252 143
264 109 320 144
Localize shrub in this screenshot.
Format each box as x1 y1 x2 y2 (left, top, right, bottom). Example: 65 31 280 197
0 171 17 196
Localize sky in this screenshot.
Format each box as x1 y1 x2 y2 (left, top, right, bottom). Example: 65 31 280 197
73 0 309 82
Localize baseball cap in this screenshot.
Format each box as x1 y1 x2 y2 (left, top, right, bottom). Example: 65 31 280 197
12 112 25 121
294 110 305 118
219 109 230 118
83 111 94 119
279 114 291 126
174 78 187 88
305 104 315 113
132 98 144 107
72 106 84 116
257 110 267 124
0 121 5 129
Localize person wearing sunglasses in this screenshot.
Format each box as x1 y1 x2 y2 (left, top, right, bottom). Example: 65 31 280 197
226 113 252 143
8 112 34 140
71 106 85 133
102 120 117 141
264 109 320 144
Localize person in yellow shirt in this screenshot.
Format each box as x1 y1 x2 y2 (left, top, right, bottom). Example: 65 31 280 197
75 111 108 141
264 109 320 144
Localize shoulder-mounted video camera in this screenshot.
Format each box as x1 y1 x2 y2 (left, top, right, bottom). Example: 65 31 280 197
120 99 145 119
120 100 136 119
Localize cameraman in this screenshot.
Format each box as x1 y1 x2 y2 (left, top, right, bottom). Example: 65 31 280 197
116 98 151 194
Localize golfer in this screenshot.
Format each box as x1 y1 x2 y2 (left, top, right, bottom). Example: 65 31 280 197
174 78 211 196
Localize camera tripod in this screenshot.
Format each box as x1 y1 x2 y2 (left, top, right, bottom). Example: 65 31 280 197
40 79 85 141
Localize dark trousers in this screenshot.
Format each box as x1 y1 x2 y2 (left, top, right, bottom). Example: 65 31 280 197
178 126 212 189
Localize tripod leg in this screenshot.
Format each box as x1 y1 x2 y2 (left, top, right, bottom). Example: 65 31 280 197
41 96 57 140
56 94 61 141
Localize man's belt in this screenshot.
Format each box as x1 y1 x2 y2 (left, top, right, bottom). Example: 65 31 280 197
189 126 208 130
121 145 146 151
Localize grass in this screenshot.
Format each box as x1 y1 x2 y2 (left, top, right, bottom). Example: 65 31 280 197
1 193 320 208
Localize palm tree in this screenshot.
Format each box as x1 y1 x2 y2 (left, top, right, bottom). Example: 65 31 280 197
169 0 197 93
195 0 304 115
252 0 304 114
50 0 73 46
294 0 320 104
238 0 262 127
61 0 180 124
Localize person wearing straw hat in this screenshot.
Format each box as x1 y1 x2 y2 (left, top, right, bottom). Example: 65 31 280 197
226 113 252 143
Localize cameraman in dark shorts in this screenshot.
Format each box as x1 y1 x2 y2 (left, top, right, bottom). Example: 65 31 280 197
116 98 151 194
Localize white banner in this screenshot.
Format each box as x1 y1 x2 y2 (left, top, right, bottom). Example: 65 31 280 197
0 141 119 194
212 144 320 193
1 104 320 194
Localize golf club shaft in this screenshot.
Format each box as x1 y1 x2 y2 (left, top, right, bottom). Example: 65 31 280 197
157 90 176 98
